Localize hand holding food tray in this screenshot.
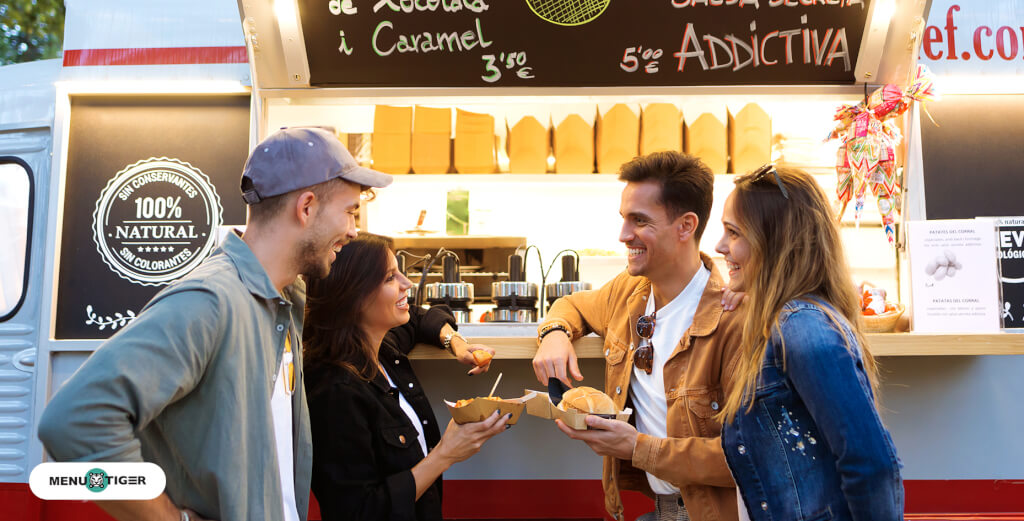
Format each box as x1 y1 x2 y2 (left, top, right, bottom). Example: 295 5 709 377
445 372 533 425
524 386 632 430
445 394 533 425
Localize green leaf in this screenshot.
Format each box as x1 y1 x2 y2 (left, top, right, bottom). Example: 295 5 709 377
0 0 66 65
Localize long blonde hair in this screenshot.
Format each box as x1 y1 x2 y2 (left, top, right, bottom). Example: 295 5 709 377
717 167 879 423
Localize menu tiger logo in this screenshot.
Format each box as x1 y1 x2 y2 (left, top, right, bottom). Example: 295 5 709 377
30 462 166 500
87 469 108 492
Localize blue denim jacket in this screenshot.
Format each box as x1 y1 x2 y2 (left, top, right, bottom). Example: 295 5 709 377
722 298 903 521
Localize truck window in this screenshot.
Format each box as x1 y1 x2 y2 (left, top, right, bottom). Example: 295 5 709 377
0 158 31 320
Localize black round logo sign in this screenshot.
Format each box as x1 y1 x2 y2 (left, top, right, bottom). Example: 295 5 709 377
92 158 223 286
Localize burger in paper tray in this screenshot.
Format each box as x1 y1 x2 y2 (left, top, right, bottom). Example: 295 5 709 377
525 385 632 430
444 392 534 425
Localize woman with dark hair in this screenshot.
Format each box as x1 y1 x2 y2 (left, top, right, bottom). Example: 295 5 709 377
304 233 509 521
714 165 902 521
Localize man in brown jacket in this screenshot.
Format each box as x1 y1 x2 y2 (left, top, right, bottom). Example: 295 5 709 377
533 151 743 521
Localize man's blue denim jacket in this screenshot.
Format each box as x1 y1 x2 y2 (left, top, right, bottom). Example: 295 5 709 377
722 298 903 521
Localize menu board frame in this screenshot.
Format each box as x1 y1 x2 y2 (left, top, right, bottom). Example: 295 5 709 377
291 0 875 88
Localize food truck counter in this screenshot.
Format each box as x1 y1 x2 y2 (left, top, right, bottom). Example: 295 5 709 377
409 326 1024 358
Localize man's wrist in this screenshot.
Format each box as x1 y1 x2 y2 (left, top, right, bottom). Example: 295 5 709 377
538 323 570 343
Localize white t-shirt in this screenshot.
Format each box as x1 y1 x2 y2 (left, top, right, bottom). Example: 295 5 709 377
738 489 752 521
270 343 300 521
629 266 710 496
382 368 429 456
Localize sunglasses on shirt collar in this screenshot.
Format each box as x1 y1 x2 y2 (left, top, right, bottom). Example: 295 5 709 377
634 312 656 375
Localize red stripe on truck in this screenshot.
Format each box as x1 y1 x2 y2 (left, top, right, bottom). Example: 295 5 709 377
905 480 1024 514
4 479 1024 520
63 46 248 66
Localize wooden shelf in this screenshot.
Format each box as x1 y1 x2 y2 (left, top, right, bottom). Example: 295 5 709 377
386 171 836 183
407 333 1024 360
392 235 526 249
387 173 624 183
867 333 1024 356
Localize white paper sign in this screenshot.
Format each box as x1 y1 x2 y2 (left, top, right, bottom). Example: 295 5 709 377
908 219 1001 333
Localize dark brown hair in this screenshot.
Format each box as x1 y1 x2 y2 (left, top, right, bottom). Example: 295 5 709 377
303 232 394 383
618 151 714 240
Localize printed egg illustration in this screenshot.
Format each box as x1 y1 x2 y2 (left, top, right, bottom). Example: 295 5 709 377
944 250 957 263
934 268 947 281
945 266 956 278
925 259 938 276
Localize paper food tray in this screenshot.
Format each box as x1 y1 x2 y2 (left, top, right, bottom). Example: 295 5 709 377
524 389 632 430
444 391 536 425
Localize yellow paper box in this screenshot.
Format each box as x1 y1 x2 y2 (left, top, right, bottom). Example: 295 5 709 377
553 114 594 174
685 112 728 174
729 103 772 176
641 103 683 155
372 105 412 174
597 104 640 174
508 115 549 173
454 109 496 174
412 106 451 174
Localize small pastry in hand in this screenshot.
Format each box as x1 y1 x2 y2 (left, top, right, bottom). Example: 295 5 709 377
471 349 493 367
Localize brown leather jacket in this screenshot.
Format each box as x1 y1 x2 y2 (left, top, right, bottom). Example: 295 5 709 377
539 254 743 521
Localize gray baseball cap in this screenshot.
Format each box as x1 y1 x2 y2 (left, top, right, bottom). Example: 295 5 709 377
240 126 392 204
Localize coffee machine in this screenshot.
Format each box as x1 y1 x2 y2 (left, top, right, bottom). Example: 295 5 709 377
545 253 591 310
425 253 474 323
485 253 539 323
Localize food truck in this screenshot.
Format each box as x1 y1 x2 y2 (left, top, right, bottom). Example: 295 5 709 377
1 0 1023 519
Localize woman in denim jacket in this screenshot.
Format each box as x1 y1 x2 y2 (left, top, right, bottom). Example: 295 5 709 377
713 166 903 521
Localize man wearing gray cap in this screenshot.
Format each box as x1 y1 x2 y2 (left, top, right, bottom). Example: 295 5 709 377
39 127 392 521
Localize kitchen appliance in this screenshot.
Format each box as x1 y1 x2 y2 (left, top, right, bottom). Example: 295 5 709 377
425 253 474 323
485 253 539 323
545 253 592 310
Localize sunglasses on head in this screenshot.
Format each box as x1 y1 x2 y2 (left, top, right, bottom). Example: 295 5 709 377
750 163 790 200
634 311 656 375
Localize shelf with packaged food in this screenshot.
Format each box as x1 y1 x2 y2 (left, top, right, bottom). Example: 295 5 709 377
266 91 902 324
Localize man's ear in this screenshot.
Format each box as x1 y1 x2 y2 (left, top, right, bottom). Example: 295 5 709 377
676 212 699 242
294 190 317 227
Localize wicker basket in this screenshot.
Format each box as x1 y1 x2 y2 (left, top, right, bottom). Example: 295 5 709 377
862 304 905 333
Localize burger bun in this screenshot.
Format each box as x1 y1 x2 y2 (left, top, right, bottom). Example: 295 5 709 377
557 386 617 415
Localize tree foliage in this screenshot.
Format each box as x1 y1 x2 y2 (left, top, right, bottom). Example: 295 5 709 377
0 0 65 65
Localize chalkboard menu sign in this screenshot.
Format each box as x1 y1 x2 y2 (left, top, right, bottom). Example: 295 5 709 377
56 95 250 340
299 0 872 87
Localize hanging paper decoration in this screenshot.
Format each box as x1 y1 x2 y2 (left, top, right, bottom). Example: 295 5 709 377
827 64 938 245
